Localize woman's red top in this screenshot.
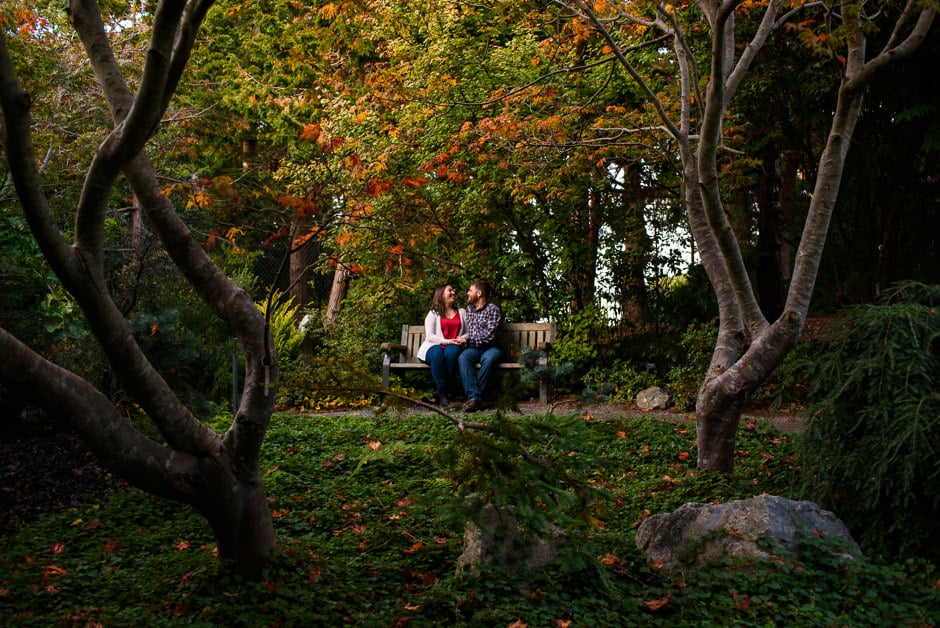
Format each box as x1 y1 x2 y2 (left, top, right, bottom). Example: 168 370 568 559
440 312 461 340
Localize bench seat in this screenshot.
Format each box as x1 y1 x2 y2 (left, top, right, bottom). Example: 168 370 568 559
380 322 556 404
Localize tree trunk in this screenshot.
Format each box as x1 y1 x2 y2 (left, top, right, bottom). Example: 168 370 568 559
695 393 743 471
289 233 313 321
695 314 802 471
193 456 276 577
325 257 350 332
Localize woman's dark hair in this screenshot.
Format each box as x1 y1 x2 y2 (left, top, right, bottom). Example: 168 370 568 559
430 285 451 315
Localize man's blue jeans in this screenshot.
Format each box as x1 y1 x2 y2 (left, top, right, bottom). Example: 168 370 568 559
424 344 462 391
459 345 503 401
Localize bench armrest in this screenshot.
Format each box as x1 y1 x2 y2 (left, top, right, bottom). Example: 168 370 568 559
381 342 408 353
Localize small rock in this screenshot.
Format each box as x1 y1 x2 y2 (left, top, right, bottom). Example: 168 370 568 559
636 386 671 411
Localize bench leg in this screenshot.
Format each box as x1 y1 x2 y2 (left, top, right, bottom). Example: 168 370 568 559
538 355 549 404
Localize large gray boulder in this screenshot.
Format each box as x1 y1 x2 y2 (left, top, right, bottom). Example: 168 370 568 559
635 494 861 570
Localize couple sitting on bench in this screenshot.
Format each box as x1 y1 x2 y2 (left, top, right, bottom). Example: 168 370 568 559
416 279 501 412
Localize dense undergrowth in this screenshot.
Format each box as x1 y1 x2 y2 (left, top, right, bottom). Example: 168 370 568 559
1 412 937 626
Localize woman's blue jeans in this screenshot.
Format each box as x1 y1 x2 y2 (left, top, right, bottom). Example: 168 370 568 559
424 344 462 391
458 345 503 401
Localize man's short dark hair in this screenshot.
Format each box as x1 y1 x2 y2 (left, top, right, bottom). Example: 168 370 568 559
471 279 491 300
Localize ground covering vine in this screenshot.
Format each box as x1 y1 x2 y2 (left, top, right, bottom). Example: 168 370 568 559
0 412 936 626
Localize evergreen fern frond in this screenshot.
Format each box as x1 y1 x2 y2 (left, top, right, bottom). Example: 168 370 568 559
799 282 940 562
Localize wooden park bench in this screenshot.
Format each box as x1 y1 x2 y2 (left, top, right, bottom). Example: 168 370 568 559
380 322 557 404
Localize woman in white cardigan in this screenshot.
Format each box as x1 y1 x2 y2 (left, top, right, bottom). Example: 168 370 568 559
416 284 466 406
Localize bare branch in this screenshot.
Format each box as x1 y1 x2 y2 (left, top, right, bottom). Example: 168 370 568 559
560 0 685 141
381 391 492 431
847 0 936 90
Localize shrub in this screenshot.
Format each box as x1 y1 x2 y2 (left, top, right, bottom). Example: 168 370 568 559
665 319 718 411
798 281 940 562
275 355 380 412
581 360 658 405
553 305 607 374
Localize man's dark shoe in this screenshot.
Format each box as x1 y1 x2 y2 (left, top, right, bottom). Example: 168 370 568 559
462 398 482 412
436 389 450 407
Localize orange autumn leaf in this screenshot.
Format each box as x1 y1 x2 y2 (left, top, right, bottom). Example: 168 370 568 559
299 122 322 142
41 564 68 579
598 552 619 565
644 595 671 610
401 176 428 188
400 540 424 554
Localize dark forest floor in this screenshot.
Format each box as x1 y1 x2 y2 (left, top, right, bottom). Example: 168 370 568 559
0 414 122 537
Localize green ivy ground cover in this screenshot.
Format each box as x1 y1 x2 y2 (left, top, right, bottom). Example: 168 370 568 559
0 412 936 626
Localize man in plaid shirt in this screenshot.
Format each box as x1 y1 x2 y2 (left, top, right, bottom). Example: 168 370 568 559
455 279 503 412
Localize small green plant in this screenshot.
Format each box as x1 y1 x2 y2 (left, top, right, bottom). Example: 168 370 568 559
798 281 940 563
256 291 306 366
432 415 603 534
518 347 576 398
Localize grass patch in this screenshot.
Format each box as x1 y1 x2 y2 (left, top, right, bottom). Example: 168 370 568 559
0 412 937 626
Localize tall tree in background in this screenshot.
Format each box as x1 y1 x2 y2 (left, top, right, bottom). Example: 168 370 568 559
0 0 277 575
343 0 674 320
563 0 934 470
